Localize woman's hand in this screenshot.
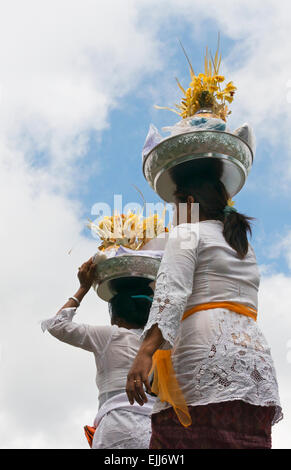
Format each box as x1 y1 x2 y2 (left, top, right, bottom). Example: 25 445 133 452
126 324 164 406
56 257 96 313
78 257 96 291
126 350 153 406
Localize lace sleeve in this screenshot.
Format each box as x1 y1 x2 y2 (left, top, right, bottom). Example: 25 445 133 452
141 224 199 349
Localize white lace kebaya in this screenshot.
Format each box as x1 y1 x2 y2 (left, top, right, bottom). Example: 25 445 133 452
142 221 282 424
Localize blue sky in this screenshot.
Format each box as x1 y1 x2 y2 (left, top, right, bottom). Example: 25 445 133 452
0 0 290 449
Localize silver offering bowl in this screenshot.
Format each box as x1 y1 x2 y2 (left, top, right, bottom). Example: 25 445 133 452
93 254 161 302
143 130 253 202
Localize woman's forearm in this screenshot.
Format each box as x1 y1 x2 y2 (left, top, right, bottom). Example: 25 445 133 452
57 286 90 313
139 324 164 356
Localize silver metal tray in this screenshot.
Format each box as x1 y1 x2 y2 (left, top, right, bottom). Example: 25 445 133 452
93 255 161 301
143 130 253 201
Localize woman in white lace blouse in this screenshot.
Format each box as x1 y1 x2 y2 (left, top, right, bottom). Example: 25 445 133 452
126 174 282 449
42 258 156 449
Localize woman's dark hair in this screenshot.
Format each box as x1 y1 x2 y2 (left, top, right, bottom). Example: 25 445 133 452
173 160 254 259
109 286 153 328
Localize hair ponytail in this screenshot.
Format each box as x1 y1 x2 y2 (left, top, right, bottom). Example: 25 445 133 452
223 210 253 259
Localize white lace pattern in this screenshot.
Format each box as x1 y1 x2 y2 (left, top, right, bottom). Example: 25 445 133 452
144 272 187 348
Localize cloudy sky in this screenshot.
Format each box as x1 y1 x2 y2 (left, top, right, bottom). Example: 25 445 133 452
0 0 290 449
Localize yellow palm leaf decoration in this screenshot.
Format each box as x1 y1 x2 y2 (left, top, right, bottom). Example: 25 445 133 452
88 210 168 251
155 34 236 122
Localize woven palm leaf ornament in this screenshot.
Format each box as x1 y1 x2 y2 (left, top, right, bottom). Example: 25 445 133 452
142 36 255 202
155 35 237 121
88 209 169 252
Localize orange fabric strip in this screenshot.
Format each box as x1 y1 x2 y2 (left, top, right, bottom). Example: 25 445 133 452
182 302 257 322
151 350 192 427
84 425 96 448
151 301 258 428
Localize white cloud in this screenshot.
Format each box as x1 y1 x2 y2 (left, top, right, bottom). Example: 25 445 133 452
0 140 108 448
0 0 162 171
271 231 291 270
258 274 291 449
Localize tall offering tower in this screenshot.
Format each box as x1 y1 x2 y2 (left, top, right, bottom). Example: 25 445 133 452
142 39 255 203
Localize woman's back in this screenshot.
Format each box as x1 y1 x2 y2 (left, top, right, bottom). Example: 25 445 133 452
95 325 143 406
190 220 260 309
152 221 260 332
42 313 143 405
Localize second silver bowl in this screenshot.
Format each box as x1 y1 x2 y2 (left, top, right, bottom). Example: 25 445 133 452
93 254 161 302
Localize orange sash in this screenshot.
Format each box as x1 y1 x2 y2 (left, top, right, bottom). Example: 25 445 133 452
150 302 258 427
84 425 96 448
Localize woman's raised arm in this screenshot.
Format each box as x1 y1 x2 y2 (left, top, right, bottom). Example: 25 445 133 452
41 257 103 352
